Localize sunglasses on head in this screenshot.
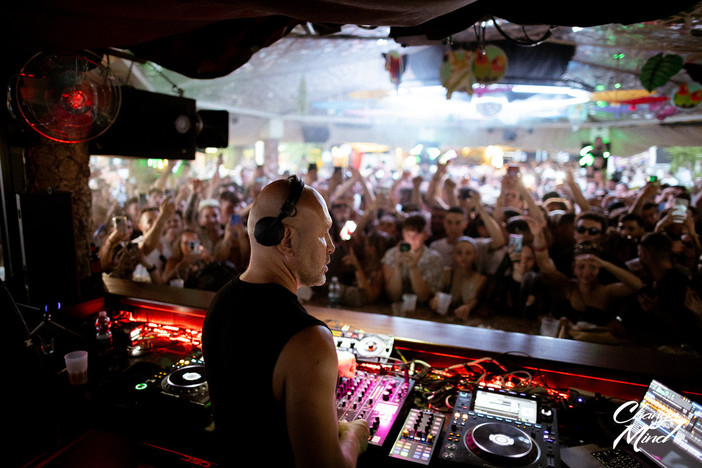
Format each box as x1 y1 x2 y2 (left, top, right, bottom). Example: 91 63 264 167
576 226 601 235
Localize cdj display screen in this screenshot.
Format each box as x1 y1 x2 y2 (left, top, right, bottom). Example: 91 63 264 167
473 390 538 424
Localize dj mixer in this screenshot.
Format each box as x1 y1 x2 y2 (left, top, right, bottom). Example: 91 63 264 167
114 318 565 467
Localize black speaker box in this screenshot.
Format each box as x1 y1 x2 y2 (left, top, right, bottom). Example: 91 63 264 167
302 125 330 143
90 87 198 159
196 109 230 148
16 192 79 307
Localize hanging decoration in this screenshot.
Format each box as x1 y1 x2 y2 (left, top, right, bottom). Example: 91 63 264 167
639 53 684 92
472 44 508 85
590 89 668 109
440 49 474 99
439 21 508 99
671 82 702 109
383 50 408 90
471 21 507 86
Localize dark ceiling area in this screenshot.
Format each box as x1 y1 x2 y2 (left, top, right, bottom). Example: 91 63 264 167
4 1 702 155
4 0 700 78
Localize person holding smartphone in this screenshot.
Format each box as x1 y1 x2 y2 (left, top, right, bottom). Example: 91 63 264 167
162 229 214 286
381 213 444 303
212 211 251 272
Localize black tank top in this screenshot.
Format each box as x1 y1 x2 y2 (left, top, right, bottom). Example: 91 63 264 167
202 277 328 467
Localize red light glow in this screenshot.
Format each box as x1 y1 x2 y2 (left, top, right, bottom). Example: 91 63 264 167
62 88 92 112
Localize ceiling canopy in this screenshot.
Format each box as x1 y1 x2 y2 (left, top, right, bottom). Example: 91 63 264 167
4 1 702 156
5 0 701 78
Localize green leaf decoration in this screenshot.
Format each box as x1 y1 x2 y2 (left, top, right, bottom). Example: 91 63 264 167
640 53 684 92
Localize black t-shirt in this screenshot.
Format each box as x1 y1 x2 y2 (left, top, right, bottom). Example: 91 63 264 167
648 268 698 343
202 277 328 467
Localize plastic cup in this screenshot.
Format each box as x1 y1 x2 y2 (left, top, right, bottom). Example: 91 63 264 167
540 316 559 337
436 292 452 316
64 350 88 385
402 294 417 313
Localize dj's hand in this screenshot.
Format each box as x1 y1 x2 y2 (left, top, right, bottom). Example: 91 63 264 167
337 350 357 378
339 419 370 454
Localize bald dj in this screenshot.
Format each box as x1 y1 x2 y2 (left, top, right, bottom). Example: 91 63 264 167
202 175 369 467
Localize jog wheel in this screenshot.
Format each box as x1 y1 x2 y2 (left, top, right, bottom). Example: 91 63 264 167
465 422 539 466
161 364 208 395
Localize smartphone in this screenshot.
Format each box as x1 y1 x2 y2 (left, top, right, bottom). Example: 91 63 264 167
459 187 475 200
672 198 689 223
507 165 520 177
509 233 523 254
112 216 127 235
189 240 201 254
230 213 241 226
400 242 411 252
340 220 357 241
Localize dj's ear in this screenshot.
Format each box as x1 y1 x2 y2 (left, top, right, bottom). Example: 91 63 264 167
278 224 296 255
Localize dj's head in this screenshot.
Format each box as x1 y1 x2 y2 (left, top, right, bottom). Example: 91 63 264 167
247 176 335 288
252 175 305 246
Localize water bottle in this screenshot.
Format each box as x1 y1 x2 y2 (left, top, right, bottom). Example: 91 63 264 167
95 311 112 351
328 276 341 308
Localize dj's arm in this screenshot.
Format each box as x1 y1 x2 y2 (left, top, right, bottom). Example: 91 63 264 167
276 325 369 468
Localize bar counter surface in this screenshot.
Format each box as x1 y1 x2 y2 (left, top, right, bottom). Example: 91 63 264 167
99 277 702 399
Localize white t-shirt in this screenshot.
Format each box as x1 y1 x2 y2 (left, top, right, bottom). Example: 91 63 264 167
381 245 445 295
131 235 163 282
429 236 506 275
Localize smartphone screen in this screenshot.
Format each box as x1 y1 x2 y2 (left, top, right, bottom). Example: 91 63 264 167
672 198 689 223
230 214 241 226
112 216 127 234
400 242 411 252
507 165 520 177
340 220 357 241
509 234 523 254
189 240 201 254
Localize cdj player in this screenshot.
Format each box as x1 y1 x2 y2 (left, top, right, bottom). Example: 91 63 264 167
437 387 561 467
132 352 211 425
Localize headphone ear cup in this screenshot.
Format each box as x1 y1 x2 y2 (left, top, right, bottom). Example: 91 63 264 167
254 216 285 246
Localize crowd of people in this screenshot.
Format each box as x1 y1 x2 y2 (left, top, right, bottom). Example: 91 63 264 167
89 154 702 353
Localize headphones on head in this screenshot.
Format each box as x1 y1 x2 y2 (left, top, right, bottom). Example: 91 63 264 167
253 175 305 246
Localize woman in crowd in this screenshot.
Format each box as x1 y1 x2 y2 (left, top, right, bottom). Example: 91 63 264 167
340 230 395 306
534 237 644 343
162 229 214 287
429 236 488 321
